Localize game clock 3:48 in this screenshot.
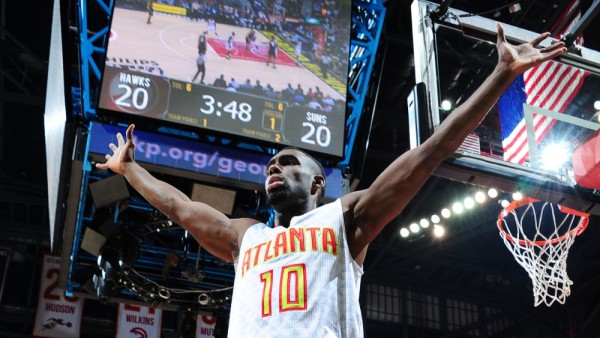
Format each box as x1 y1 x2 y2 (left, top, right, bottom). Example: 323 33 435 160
199 94 252 122
161 81 345 158
167 83 285 143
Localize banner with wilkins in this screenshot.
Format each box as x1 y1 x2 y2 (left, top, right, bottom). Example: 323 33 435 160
116 303 163 338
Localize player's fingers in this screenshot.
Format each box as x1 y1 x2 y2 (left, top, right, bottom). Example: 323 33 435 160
529 32 551 47
541 41 565 53
126 124 135 142
540 47 567 62
117 132 124 146
95 162 108 170
109 143 117 152
496 22 506 44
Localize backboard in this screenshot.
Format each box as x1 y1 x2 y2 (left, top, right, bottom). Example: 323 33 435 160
411 0 600 215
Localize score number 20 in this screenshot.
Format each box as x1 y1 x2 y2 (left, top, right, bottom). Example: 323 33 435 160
301 122 331 147
115 84 149 110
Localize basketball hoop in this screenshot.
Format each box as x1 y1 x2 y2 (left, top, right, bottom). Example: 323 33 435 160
497 198 589 307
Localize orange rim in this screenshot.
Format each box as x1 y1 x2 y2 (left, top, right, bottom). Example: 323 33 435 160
497 197 590 247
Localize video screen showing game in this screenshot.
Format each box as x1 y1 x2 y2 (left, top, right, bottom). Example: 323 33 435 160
97 0 352 158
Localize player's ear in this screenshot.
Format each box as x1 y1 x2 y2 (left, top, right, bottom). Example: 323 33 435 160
311 175 325 195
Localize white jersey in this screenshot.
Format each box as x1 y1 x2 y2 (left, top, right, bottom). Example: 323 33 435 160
228 199 364 337
207 18 216 32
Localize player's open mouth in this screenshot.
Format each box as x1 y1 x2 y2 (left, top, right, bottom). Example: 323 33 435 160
267 176 284 191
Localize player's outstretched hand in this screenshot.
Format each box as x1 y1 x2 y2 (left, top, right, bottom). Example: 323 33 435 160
95 124 136 175
496 22 567 76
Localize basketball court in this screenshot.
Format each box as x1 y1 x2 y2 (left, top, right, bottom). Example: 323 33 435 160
105 8 345 101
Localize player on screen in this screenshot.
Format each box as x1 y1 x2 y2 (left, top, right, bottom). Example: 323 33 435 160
96 24 565 337
206 18 218 37
226 32 235 59
146 0 153 24
245 29 258 52
266 36 278 68
320 53 332 79
197 31 207 55
294 40 302 61
191 53 206 84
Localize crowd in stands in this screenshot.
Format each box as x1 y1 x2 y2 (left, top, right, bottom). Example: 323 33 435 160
209 74 345 113
116 0 348 113
121 0 351 82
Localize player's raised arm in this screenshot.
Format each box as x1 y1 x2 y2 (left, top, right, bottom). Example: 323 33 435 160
342 23 567 259
95 124 256 262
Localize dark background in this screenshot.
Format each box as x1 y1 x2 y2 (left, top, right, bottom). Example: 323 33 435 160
1 0 600 337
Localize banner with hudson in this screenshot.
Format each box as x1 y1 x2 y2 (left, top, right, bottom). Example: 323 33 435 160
32 254 84 338
116 303 162 338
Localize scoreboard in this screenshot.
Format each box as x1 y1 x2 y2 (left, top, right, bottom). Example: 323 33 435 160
99 66 345 158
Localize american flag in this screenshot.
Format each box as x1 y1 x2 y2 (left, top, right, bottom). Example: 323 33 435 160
458 133 481 154
498 0 590 165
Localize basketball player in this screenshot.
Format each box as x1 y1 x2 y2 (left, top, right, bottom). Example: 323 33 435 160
245 29 258 52
206 18 218 37
97 24 565 337
226 32 235 59
146 0 153 24
294 40 302 60
197 31 207 55
266 36 278 68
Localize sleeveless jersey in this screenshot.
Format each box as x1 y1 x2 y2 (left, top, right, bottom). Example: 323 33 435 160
228 199 364 337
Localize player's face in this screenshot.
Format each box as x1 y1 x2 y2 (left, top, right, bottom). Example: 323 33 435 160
265 149 316 208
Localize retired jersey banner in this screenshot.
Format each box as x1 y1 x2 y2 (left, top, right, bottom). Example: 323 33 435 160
32 254 83 338
116 303 162 338
196 314 217 337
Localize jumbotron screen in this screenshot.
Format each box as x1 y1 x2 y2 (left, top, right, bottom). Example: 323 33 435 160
97 0 352 158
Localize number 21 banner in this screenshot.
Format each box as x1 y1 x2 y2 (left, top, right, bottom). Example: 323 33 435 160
116 303 162 338
33 254 84 338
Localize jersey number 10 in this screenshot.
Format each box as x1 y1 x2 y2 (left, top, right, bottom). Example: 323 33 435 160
259 263 307 317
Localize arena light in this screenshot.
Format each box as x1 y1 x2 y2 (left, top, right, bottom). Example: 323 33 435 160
512 191 523 201
420 218 430 228
431 214 441 224
540 142 570 171
440 99 452 111
400 228 410 238
433 225 445 238
500 199 510 208
409 223 421 233
441 208 451 218
452 202 464 214
488 188 498 198
464 197 475 209
475 191 486 203
198 293 211 305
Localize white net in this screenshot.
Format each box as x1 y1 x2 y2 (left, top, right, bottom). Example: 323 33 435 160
497 198 589 307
